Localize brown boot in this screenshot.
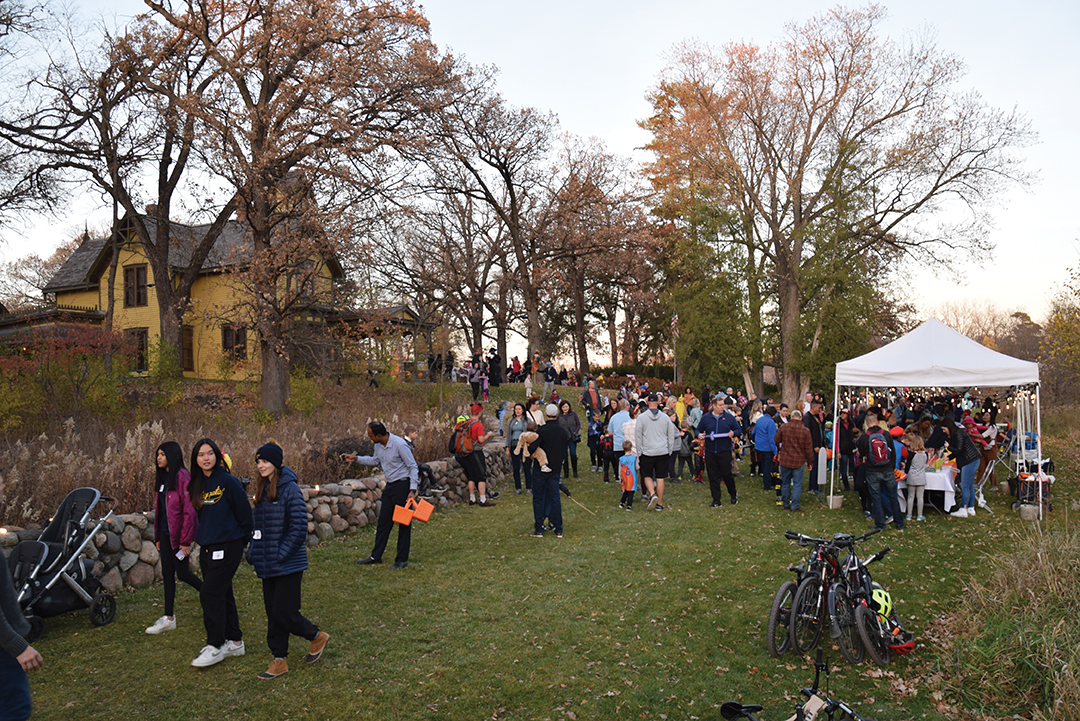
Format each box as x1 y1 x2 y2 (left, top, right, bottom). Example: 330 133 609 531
306 631 330 664
257 658 288 679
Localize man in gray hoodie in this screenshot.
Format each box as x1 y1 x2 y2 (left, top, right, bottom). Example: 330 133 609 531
636 394 677 511
1 469 43 720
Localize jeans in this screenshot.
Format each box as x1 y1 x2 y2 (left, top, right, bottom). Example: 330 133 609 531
543 381 554 400
510 452 525 490
262 571 319 659
0 651 31 721
780 465 804 510
807 453 819 492
522 458 535 490
760 453 774 491
959 458 978 508
532 469 562 534
866 468 903 529
839 454 854 490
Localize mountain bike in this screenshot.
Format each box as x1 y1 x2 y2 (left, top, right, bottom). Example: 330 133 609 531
826 531 889 665
767 530 831 657
788 533 846 655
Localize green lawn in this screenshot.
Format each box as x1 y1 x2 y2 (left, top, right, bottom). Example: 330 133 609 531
24 392 1077 720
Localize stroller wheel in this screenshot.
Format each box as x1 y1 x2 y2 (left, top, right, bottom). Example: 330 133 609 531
26 616 45 643
90 592 116 627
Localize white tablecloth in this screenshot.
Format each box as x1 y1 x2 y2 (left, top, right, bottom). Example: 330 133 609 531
898 467 956 514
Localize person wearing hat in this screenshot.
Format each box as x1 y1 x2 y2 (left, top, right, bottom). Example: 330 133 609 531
346 421 420 567
458 403 498 506
248 442 330 679
636 393 677 511
528 404 572 537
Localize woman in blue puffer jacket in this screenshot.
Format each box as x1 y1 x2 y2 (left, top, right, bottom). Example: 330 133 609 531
247 442 329 680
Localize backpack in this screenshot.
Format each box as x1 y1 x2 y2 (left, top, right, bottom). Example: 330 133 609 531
454 419 479 455
868 429 890 466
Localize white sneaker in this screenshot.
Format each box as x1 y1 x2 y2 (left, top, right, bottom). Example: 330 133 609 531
191 645 227 667
223 640 245 658
145 616 176 635
967 507 976 517
951 507 969 518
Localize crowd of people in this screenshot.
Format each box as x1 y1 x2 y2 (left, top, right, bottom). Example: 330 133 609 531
0 363 1012 718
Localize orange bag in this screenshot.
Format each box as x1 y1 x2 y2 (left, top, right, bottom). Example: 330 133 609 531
412 497 434 523
392 498 416 526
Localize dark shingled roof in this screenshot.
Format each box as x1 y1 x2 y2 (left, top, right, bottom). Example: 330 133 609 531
43 214 341 294
42 236 109 293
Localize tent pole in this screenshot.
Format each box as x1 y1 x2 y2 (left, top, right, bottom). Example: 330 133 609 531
1036 384 1044 521
830 383 839 508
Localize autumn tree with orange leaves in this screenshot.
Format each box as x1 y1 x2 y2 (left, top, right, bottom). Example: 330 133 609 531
642 5 1033 404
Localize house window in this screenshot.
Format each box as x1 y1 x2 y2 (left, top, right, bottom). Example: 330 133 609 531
127 328 149 371
182 326 195 372
222 325 247 360
123 265 148 308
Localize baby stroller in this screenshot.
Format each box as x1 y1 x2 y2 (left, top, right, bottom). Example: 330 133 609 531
7 487 118 641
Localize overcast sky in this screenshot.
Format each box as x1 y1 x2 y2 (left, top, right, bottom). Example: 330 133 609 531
3 0 1077 329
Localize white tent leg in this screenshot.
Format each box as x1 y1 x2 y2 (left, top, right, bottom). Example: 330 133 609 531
1036 384 1044 520
829 383 839 508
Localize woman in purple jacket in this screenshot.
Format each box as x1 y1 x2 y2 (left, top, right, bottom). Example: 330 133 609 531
146 441 202 635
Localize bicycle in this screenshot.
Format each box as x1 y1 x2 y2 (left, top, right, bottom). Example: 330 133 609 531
826 531 889 665
721 649 878 721
788 534 846 655
767 530 829 657
854 586 915 667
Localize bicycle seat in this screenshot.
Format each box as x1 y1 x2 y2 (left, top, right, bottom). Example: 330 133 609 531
721 701 764 719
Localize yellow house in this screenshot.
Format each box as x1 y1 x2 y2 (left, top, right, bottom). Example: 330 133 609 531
28 214 344 379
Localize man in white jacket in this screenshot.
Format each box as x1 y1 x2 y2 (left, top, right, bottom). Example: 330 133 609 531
636 394 677 511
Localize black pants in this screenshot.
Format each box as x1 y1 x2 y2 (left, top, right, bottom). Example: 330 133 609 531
470 382 481 400
370 479 411 564
588 437 602 467
160 540 202 617
417 463 437 493
620 490 635 508
601 448 618 482
199 538 245 648
262 571 319 659
704 450 736 504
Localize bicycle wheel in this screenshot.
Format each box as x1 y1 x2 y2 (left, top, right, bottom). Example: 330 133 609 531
767 580 797 657
790 576 824 655
830 582 864 665
855 604 891 667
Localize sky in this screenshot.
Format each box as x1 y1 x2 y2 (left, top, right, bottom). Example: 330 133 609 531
2 0 1078 330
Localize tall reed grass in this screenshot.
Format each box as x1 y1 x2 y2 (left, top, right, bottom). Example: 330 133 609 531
0 377 488 525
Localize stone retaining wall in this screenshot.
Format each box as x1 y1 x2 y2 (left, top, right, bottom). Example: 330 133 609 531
0 446 510 591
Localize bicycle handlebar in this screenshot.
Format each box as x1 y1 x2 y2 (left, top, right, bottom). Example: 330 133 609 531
864 547 891 565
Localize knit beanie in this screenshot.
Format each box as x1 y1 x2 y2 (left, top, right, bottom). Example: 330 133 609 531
256 442 283 470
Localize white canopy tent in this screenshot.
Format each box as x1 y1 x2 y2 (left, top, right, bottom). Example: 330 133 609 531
830 319 1044 515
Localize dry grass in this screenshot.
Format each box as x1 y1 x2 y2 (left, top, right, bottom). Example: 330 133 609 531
0 376 489 525
936 518 1080 720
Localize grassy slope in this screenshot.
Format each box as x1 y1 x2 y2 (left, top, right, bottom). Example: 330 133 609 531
26 383 1077 720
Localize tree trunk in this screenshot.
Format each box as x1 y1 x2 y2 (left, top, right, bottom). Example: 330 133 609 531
607 313 618 367
260 334 289 415
572 260 589 375
777 265 801 407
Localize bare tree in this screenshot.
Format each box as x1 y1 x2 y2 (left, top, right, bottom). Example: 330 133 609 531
144 0 452 412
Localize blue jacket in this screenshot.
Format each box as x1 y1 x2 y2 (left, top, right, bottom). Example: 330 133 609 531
753 414 778 453
247 467 308 579
696 410 743 453
195 466 254 547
